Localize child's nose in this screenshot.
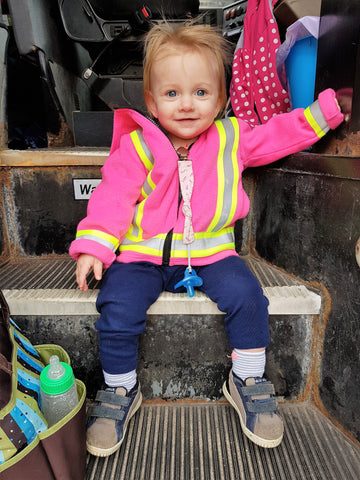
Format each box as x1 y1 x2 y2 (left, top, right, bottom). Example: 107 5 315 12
180 94 194 111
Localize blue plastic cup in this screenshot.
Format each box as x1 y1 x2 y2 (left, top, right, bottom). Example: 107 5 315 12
285 35 318 109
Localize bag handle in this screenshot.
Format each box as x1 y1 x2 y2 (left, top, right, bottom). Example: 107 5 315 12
0 289 13 375
0 289 10 328
0 352 12 374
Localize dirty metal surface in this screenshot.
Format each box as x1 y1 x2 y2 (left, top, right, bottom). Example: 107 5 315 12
0 257 99 289
86 401 360 480
0 255 308 290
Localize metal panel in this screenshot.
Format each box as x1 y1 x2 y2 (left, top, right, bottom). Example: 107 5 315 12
316 0 360 134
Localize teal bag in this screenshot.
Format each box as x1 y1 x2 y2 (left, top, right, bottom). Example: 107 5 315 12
0 290 86 480
0 318 48 464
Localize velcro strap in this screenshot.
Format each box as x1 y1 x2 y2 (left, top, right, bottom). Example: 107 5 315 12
95 390 131 407
241 382 275 397
87 405 125 421
246 398 278 414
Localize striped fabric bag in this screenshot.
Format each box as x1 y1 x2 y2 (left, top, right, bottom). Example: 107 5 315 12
0 318 48 464
0 290 86 480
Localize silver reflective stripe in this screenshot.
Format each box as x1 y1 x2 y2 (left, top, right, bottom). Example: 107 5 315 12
209 118 239 232
121 232 165 249
129 130 157 239
133 129 155 167
76 234 118 252
120 229 235 259
128 203 143 240
142 175 154 198
120 234 166 257
307 100 330 136
133 130 156 199
173 229 235 257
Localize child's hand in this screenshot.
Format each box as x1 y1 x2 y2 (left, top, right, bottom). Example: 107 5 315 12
76 254 103 291
336 88 353 122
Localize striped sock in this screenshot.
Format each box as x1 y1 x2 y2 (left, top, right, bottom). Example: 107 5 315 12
103 369 137 392
231 349 266 381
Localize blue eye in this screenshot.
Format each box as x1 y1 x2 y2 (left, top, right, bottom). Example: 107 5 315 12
167 91 177 97
196 89 206 96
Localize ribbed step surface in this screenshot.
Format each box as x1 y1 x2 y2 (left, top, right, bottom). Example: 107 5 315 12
86 402 360 480
0 256 307 290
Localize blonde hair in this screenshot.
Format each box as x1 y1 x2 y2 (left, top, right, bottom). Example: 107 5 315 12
143 20 233 117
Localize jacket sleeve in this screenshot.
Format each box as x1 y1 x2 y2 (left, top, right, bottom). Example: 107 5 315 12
69 134 148 268
241 88 344 168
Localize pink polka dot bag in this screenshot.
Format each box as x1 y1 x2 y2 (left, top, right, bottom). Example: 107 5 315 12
230 0 291 125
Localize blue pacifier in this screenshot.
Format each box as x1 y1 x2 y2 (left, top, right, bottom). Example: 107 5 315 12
175 267 203 298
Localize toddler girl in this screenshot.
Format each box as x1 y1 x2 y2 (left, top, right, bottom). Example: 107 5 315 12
70 20 344 456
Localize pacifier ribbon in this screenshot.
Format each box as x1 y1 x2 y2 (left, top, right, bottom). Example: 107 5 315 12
177 147 194 244
175 147 203 297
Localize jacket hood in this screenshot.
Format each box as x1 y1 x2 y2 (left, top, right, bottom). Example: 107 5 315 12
110 109 157 155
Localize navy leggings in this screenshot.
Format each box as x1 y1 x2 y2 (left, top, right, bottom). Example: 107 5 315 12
95 256 270 374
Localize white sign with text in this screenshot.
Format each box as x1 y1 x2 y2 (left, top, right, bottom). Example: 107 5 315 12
73 179 101 200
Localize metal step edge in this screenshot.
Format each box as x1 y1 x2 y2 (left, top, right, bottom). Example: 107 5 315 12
2 285 321 316
0 255 321 316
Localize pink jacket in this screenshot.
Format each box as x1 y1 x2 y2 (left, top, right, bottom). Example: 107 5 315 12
69 89 343 268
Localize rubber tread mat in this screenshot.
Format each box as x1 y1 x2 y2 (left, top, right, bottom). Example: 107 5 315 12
86 402 360 480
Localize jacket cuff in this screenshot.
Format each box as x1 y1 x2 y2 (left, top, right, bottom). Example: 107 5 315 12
69 239 116 269
318 88 345 130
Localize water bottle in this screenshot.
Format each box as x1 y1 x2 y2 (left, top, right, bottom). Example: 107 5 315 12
40 355 79 427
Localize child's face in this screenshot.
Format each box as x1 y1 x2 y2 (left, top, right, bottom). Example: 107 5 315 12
146 48 222 149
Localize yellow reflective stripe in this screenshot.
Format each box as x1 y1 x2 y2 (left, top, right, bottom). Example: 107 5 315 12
120 228 235 259
207 120 226 232
207 119 240 231
173 228 235 257
119 244 163 256
76 229 119 250
136 201 145 239
76 229 119 246
120 242 234 259
131 202 145 241
130 129 156 221
304 107 326 138
171 243 235 259
124 231 167 242
147 172 156 190
226 117 240 226
130 130 153 171
172 227 233 241
141 171 156 199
